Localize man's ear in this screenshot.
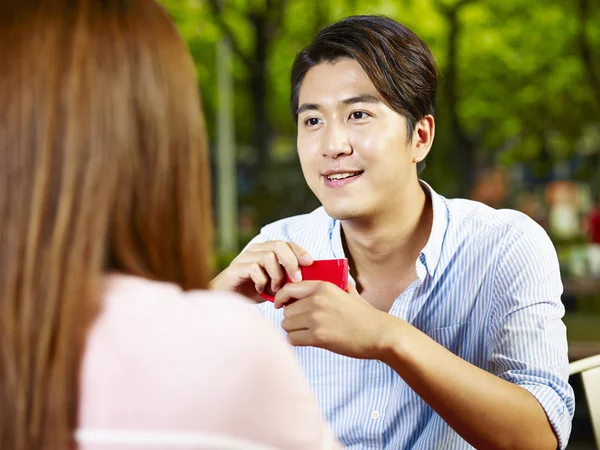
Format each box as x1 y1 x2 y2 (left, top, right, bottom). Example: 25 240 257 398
411 115 435 163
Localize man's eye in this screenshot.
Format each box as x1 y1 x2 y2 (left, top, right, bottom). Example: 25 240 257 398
350 111 367 120
306 118 320 126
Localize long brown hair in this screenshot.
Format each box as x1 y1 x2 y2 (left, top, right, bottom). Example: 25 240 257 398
0 1 213 448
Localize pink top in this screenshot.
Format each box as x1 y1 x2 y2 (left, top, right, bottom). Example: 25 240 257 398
77 275 340 450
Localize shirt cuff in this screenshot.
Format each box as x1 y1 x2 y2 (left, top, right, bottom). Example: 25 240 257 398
519 382 573 450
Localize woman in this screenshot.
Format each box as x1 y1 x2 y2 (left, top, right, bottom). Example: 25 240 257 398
0 1 339 449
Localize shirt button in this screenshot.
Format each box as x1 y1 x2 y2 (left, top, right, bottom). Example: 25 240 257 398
371 411 380 420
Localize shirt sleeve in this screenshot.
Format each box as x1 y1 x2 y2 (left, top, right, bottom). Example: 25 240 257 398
238 233 267 253
486 219 575 449
230 231 270 265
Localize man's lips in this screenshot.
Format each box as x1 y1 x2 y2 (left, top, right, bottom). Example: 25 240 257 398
322 170 364 181
322 170 364 187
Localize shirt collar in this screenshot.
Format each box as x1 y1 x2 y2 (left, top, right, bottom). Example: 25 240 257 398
418 180 449 279
329 180 449 280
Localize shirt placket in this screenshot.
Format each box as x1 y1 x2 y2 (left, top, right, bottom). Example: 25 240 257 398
362 284 421 449
362 357 388 449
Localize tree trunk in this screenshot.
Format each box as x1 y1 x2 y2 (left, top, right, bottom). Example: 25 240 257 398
250 13 270 175
445 4 476 196
578 0 600 106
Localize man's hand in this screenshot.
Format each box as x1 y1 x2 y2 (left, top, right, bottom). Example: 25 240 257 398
209 241 313 302
275 280 393 359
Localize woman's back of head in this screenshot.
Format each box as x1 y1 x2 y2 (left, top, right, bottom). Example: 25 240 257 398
0 1 212 448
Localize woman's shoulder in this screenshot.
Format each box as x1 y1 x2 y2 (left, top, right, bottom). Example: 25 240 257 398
103 273 253 309
79 275 338 449
95 274 278 352
80 275 284 423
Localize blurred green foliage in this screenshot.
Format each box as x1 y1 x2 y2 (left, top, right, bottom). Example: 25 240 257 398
161 0 600 232
565 310 600 341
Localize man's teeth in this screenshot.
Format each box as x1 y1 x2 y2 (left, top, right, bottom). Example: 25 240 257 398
326 172 360 180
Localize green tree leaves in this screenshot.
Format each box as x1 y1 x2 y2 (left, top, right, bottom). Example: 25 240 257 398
162 0 599 200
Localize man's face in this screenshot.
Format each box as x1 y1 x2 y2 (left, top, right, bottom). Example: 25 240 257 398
296 58 426 221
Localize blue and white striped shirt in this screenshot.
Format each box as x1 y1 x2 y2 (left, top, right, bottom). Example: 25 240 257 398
252 183 575 449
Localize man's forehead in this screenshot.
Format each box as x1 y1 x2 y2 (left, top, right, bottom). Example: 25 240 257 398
300 60 379 96
302 59 372 89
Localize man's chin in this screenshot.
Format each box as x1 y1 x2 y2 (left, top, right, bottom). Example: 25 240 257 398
321 203 366 221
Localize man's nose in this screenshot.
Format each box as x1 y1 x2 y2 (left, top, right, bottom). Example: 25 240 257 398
322 123 352 159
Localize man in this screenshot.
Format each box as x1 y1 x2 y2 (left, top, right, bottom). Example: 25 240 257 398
211 15 574 450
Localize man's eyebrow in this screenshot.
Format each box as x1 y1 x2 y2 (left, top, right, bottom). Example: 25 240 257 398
340 94 381 106
297 94 380 115
297 103 320 115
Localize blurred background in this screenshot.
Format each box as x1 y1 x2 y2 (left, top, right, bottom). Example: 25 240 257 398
161 0 600 446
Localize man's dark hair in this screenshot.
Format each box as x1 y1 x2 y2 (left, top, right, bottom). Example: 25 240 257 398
290 15 438 174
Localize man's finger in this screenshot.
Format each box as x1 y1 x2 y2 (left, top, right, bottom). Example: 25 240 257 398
273 280 322 309
241 262 269 293
286 329 316 347
282 296 313 317
257 251 286 293
288 242 313 266
281 311 312 333
255 241 303 283
346 281 359 295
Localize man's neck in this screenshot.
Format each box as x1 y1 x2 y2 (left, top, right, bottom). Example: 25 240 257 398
341 182 433 286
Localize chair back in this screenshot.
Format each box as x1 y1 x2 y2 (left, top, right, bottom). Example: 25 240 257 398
569 354 600 447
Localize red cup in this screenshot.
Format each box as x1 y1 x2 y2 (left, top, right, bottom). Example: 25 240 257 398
259 258 349 302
